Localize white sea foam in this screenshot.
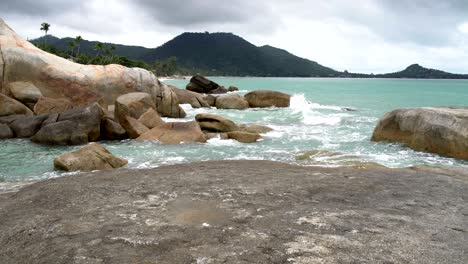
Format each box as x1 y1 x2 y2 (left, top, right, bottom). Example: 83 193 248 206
289 94 342 125
207 137 239 146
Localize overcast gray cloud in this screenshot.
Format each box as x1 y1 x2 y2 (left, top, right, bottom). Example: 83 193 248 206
1 0 467 73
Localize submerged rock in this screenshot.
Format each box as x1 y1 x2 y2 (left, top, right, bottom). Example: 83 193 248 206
227 131 261 143
372 107 468 159
240 124 273 134
244 90 291 108
0 160 466 263
53 143 127 172
195 113 240 133
137 121 206 144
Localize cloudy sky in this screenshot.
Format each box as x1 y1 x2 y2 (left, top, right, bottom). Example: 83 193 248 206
2 0 468 73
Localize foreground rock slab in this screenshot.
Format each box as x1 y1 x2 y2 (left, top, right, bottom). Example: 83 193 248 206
53 143 127 172
0 161 466 263
372 107 468 159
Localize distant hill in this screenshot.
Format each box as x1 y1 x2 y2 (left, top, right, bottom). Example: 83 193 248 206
375 64 468 79
33 35 468 78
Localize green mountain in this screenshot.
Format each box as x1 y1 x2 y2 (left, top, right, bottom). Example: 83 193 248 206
376 64 468 79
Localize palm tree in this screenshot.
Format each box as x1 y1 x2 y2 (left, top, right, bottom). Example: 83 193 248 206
68 40 76 57
40 22 50 44
75 36 83 56
88 42 104 64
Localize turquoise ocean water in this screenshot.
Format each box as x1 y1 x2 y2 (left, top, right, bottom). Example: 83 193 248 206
1 78 467 186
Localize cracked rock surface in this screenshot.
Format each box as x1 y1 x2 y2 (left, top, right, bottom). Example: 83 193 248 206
0 160 466 263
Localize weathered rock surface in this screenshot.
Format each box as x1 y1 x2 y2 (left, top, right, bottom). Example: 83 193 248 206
0 124 13 139
186 75 220 94
0 18 184 118
9 114 48 138
170 86 210 108
114 92 155 122
100 119 127 140
227 131 262 143
8 81 43 103
215 94 249 110
53 143 127 172
244 90 291 108
0 94 33 117
120 115 149 139
137 121 206 144
0 161 466 263
32 104 104 145
137 108 164 129
33 97 73 115
195 113 240 133
372 107 468 159
202 94 217 107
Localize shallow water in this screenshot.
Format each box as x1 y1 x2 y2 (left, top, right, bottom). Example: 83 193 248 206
0 77 467 183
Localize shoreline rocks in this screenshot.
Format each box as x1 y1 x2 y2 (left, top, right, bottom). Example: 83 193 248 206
372 107 468 159
244 90 291 108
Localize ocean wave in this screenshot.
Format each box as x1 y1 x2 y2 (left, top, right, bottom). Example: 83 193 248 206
289 94 342 125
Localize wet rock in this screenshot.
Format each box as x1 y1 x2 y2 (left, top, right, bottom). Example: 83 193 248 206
137 108 165 129
0 160 465 263
170 86 210 108
208 86 228 94
186 75 220 94
114 92 155 122
0 94 33 117
228 86 239 92
240 124 273 134
215 94 249 110
202 94 217 107
0 124 13 139
120 115 149 139
101 119 127 140
9 114 49 138
54 143 127 172
9 81 42 104
33 97 74 115
195 113 240 133
137 121 206 144
372 107 468 159
227 131 261 143
244 90 291 108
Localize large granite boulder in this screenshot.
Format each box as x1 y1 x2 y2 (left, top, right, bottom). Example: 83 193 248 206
54 143 127 172
0 18 184 118
0 123 13 139
371 107 468 159
9 114 49 138
170 86 210 108
244 90 291 108
137 121 206 144
100 119 127 140
195 113 240 133
33 97 73 115
215 94 249 110
114 92 155 122
31 104 104 145
120 115 149 139
227 131 262 143
0 94 33 117
202 94 217 107
186 75 220 94
137 108 164 129
8 81 43 104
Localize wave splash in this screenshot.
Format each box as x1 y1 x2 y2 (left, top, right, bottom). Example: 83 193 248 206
289 94 342 125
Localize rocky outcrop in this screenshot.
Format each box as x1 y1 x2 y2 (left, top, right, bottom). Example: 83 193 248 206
0 94 33 117
100 119 127 140
170 86 210 108
53 143 127 172
195 113 240 133
227 131 262 143
120 115 149 139
0 124 13 139
202 94 217 107
215 94 249 110
137 108 164 129
31 103 104 145
9 114 49 138
0 161 466 263
8 81 43 104
372 107 468 159
244 90 291 108
136 121 206 144
0 18 184 118
114 92 155 122
33 97 73 114
186 75 220 94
